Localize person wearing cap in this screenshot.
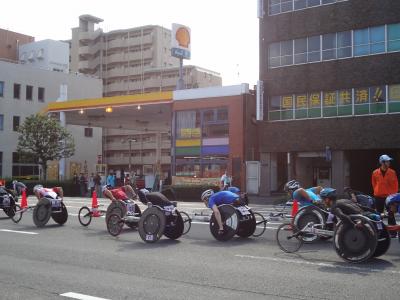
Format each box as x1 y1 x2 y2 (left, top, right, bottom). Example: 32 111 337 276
372 154 399 218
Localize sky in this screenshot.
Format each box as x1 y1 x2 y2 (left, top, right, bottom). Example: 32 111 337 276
1 0 259 87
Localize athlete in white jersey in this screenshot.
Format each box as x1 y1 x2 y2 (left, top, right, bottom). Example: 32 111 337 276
33 185 64 202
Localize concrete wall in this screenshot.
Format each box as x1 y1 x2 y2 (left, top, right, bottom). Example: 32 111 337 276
0 61 102 178
0 29 34 62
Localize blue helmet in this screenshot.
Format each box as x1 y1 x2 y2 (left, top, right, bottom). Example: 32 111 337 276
379 154 393 164
320 188 337 200
228 186 240 194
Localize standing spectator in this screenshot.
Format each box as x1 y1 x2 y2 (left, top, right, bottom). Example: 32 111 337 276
372 154 399 223
12 180 27 196
79 173 87 197
124 173 131 186
107 172 115 188
72 173 79 196
94 173 102 196
220 170 231 191
88 173 95 196
120 168 125 187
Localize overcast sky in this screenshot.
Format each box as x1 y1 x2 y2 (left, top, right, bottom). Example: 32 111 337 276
1 0 259 86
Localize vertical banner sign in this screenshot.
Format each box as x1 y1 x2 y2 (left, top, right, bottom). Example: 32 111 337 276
171 24 191 59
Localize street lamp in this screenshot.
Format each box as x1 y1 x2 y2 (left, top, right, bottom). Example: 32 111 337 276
122 137 137 176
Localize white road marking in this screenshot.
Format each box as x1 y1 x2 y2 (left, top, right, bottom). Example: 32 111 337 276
235 254 400 275
191 221 278 230
0 229 38 235
60 292 111 300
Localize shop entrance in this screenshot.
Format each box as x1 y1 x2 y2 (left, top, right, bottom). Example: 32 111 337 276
314 167 332 187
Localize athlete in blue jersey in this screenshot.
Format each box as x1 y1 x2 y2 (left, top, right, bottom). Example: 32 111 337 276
284 180 322 206
201 189 240 235
386 193 400 226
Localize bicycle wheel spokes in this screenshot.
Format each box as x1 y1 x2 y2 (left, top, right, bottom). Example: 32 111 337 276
253 212 266 237
276 223 303 253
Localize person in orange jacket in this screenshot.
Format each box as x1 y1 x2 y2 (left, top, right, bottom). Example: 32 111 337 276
371 154 399 219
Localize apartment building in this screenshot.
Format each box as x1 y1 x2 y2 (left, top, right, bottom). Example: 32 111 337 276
0 28 34 62
258 0 400 195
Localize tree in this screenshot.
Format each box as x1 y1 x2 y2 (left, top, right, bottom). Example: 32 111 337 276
17 114 75 181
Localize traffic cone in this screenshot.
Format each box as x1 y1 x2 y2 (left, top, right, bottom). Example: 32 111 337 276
20 189 28 209
91 190 100 217
291 200 299 218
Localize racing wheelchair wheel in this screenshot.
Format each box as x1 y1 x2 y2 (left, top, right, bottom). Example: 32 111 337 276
125 204 141 229
373 223 391 258
52 202 68 225
236 209 257 238
210 204 239 241
106 201 127 221
138 206 166 243
78 206 92 227
334 216 377 263
252 212 267 237
107 213 124 237
293 206 326 243
11 204 23 223
179 211 192 235
164 211 185 240
33 198 52 227
276 223 304 253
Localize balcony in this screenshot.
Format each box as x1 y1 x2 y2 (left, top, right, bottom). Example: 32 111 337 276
78 60 90 70
79 46 90 56
105 156 170 165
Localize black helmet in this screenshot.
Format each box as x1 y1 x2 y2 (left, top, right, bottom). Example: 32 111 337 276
320 188 337 201
284 180 300 192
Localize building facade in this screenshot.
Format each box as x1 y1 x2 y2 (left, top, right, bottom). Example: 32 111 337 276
0 28 34 62
258 0 400 195
0 59 103 179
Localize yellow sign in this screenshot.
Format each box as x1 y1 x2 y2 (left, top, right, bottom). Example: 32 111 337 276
355 88 369 104
309 92 321 108
371 86 385 102
389 84 400 101
339 90 352 105
172 176 219 186
180 128 201 139
323 91 337 107
296 94 307 109
282 95 293 109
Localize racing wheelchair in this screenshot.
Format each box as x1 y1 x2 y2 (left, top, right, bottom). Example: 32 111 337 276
276 214 390 263
0 186 21 222
106 192 191 243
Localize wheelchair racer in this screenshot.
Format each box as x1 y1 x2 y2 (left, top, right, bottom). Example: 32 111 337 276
201 189 241 236
227 186 249 205
284 180 322 207
102 184 137 202
136 188 174 207
320 188 379 230
33 185 64 202
385 193 400 227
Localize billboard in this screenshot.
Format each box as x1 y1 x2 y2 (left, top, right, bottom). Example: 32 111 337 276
171 23 191 59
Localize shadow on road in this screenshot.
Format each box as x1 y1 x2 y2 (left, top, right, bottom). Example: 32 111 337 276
187 236 263 248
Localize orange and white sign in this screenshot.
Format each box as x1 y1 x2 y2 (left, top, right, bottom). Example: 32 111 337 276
171 23 191 59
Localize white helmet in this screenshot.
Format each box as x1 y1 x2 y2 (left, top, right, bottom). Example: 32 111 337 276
33 184 43 193
140 188 149 195
201 189 214 201
284 180 300 192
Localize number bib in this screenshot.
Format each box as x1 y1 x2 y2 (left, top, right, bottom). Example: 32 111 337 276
1 195 10 207
164 205 175 216
236 206 250 216
126 203 136 216
51 199 61 208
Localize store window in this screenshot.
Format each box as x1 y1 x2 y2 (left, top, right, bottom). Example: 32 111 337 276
389 84 400 112
323 91 338 117
338 89 353 116
176 110 201 139
388 23 400 52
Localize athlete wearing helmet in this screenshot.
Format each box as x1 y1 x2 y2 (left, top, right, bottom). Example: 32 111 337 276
201 189 241 235
284 180 322 206
102 184 137 202
385 193 400 226
321 188 378 229
33 185 64 202
136 188 173 207
372 154 398 216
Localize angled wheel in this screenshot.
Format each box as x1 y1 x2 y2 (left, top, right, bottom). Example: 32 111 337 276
138 206 166 243
33 198 52 227
210 204 239 241
334 216 377 263
179 211 192 235
164 211 184 240
78 206 92 227
236 210 256 238
105 201 127 227
373 223 391 258
52 202 68 225
276 223 303 253
253 212 267 237
107 213 124 236
293 207 325 243
11 204 23 223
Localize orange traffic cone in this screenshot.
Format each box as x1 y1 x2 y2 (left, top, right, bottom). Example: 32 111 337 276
291 200 299 218
91 190 100 217
20 189 28 209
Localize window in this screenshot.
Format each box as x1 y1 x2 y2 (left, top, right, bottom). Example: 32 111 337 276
217 108 228 121
322 33 337 60
337 31 352 58
281 40 293 65
269 42 281 68
0 81 4 97
0 114 3 131
294 0 307 9
14 83 21 99
269 41 293 67
307 0 320 7
13 116 20 131
38 87 45 102
307 35 321 62
354 26 385 56
294 38 307 64
202 123 229 138
84 127 93 137
389 84 400 112
26 85 33 101
388 23 400 52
